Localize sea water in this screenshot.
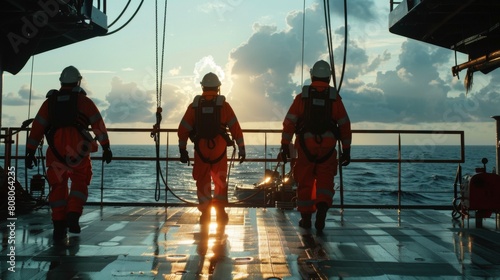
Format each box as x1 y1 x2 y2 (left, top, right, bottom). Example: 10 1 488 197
3 145 498 208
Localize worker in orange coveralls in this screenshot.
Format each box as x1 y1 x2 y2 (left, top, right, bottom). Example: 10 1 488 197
26 65 113 241
280 60 351 232
178 72 246 226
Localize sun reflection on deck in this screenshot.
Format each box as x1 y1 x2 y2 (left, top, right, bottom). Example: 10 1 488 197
2 206 500 279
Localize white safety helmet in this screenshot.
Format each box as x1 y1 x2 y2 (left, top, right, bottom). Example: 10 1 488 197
310 60 331 79
59 66 82 83
200 72 221 87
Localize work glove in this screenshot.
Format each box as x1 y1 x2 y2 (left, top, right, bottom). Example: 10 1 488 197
180 148 189 164
340 148 351 166
26 149 37 169
238 147 246 164
280 143 290 164
102 145 113 164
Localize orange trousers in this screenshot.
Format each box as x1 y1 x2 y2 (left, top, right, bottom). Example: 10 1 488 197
192 139 228 212
46 148 92 221
293 144 337 213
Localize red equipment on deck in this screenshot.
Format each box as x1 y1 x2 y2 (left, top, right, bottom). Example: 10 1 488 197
459 158 500 227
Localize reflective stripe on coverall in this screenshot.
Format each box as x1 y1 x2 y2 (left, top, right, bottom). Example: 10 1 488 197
281 81 352 213
27 87 110 221
178 90 244 212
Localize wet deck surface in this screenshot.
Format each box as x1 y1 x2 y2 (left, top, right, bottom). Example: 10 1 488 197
2 206 500 279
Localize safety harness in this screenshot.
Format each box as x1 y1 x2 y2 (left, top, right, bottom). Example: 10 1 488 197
190 95 233 164
297 85 340 163
44 87 96 166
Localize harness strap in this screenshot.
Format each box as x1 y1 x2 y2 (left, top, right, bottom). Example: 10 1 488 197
45 122 93 167
44 88 94 167
191 94 232 164
297 85 339 163
298 133 336 164
194 143 226 164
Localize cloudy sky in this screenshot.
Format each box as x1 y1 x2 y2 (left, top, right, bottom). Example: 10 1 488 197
2 0 500 145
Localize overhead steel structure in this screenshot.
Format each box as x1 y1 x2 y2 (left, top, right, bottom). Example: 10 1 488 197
389 0 500 83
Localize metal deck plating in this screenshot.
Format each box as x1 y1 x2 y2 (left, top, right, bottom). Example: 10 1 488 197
2 206 500 279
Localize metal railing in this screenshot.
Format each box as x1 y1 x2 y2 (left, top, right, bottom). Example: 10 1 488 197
1 127 465 210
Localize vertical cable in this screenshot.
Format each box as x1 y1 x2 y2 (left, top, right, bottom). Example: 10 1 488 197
323 0 337 88
301 0 306 86
28 57 34 119
153 0 169 202
337 0 348 92
26 57 35 191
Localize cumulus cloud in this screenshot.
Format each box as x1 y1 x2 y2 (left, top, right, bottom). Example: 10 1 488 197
463 71 500 120
226 0 500 126
344 39 500 124
227 1 380 123
350 40 453 123
169 66 181 76
3 84 44 106
100 76 191 125
228 6 317 122
193 56 225 87
329 0 377 21
6 0 495 131
101 77 156 123
161 83 192 124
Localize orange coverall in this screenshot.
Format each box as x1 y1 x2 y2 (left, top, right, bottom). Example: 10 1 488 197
178 90 245 212
281 81 352 213
26 86 110 221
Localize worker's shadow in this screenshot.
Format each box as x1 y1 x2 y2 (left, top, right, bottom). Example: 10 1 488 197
46 236 83 279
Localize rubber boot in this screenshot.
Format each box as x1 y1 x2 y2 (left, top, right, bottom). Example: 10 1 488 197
216 206 229 226
199 209 211 225
52 220 67 241
315 202 329 231
299 213 312 229
67 211 81 233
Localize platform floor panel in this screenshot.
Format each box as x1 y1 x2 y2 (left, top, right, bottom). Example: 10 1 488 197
2 206 500 279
